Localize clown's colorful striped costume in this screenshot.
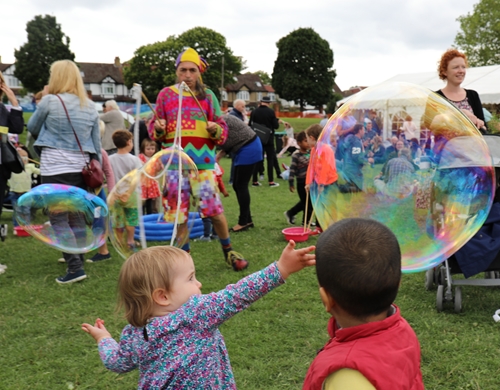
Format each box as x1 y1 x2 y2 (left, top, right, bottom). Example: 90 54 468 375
148 85 228 170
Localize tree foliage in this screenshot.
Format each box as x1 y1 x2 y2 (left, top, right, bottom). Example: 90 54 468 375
454 0 500 66
14 15 75 93
253 71 272 85
326 93 344 114
272 28 336 111
124 27 244 102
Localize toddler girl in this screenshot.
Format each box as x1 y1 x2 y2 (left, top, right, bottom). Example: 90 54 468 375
138 138 161 215
82 241 315 389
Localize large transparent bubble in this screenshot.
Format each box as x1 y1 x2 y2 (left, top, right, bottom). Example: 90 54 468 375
314 82 494 273
15 184 108 253
108 148 199 259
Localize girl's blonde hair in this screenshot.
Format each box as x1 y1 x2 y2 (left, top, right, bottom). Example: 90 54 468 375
118 246 186 327
99 120 105 139
48 60 89 107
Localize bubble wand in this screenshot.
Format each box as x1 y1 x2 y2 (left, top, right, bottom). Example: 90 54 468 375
130 84 147 248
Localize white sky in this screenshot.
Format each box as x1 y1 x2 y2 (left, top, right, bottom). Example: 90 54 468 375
1 0 478 90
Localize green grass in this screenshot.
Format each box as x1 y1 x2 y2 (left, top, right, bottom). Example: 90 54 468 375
2 143 500 389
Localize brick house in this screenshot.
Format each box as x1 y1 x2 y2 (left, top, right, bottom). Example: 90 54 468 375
0 57 132 103
224 73 276 109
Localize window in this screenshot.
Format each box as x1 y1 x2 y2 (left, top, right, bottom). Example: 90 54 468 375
257 92 262 102
236 91 249 101
268 93 276 102
102 83 115 95
255 81 262 87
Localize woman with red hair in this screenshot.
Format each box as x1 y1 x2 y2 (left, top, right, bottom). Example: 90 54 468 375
435 48 486 132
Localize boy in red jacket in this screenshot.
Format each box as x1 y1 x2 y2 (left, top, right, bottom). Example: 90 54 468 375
303 218 424 390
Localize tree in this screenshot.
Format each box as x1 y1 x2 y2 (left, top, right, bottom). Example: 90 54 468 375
14 15 75 93
123 37 183 102
254 71 272 85
325 93 344 115
454 0 500 66
272 28 336 111
124 27 244 102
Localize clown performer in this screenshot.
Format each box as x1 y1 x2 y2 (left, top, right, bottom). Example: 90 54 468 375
149 47 248 271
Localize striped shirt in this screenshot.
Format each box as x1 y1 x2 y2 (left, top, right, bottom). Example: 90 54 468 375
40 147 89 176
289 149 310 187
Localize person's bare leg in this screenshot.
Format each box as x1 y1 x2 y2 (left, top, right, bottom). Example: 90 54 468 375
98 242 110 255
125 226 136 246
211 213 229 240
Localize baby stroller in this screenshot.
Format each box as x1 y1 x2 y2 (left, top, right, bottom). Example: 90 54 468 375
425 134 500 313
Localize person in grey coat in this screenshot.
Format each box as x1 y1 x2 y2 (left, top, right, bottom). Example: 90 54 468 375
216 114 262 232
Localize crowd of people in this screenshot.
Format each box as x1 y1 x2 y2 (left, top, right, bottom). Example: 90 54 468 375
0 45 493 389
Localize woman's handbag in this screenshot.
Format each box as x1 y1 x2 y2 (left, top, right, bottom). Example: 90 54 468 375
1 135 24 174
55 95 104 189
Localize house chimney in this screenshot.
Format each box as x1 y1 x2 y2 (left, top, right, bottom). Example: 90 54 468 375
114 57 121 67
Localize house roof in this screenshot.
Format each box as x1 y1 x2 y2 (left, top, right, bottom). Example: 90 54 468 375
264 84 275 93
226 73 268 92
0 63 13 72
78 62 125 84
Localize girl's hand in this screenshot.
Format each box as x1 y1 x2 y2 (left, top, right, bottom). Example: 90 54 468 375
277 240 316 280
0 84 19 107
305 184 310 193
82 318 112 343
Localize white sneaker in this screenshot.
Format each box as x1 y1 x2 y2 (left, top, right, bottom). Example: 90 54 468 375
58 258 66 263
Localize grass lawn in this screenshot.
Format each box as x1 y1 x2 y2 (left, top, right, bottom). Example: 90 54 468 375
1 118 500 389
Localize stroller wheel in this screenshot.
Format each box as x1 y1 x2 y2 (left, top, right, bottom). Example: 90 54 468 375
436 285 444 312
425 269 434 290
454 287 462 314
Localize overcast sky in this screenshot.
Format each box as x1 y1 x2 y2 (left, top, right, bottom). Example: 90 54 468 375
1 0 478 90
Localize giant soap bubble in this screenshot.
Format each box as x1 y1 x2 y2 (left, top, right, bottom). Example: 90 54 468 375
313 82 494 272
108 148 199 259
16 184 108 253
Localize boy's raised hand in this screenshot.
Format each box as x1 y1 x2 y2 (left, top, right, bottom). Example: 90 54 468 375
277 240 316 280
82 318 112 343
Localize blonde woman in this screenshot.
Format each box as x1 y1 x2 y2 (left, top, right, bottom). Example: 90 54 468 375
27 60 101 284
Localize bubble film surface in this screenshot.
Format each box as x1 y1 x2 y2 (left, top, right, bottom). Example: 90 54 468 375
108 148 199 259
313 82 494 272
16 184 108 253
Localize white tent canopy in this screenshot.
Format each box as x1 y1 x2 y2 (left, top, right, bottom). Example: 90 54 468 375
338 65 500 106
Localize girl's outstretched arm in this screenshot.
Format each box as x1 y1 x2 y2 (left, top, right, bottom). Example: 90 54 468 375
82 318 112 343
82 319 138 373
173 241 316 330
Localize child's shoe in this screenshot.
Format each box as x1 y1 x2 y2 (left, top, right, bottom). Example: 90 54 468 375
0 224 8 242
309 227 323 236
56 269 87 284
196 235 211 242
86 253 111 263
225 250 249 271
